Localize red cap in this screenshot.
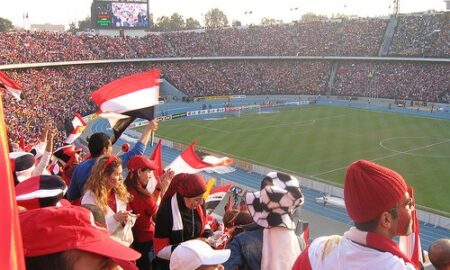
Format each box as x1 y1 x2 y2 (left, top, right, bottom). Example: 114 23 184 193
20 206 141 262
53 145 82 165
344 160 407 223
127 155 159 171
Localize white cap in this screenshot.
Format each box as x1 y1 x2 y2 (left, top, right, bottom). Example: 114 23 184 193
170 240 231 270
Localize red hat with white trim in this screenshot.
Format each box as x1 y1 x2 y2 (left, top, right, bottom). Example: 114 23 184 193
9 151 35 183
15 175 67 209
53 145 82 167
20 206 141 262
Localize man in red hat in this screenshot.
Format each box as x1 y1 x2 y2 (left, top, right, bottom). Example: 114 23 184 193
292 160 419 270
20 206 141 270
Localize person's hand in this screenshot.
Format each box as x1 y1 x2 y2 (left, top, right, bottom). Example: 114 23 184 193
139 119 158 144
146 119 158 132
44 123 51 132
114 211 130 223
39 123 51 142
144 119 158 133
45 130 55 152
159 169 174 196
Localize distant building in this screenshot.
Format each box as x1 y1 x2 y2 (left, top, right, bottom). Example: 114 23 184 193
30 24 65 32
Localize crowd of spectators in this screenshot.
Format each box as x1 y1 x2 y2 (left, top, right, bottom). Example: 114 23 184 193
1 13 448 148
0 17 395 65
390 13 449 57
0 31 96 64
332 62 448 102
3 59 447 149
1 14 448 66
1 60 332 145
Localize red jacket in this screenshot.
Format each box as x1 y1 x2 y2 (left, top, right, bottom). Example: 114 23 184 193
128 187 158 242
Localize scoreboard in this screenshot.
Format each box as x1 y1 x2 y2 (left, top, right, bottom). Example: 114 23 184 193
91 0 149 29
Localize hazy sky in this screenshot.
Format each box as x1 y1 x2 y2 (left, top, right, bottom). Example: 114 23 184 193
0 0 446 29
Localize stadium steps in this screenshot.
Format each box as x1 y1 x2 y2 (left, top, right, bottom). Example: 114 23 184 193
161 78 188 99
326 63 339 96
379 16 399 56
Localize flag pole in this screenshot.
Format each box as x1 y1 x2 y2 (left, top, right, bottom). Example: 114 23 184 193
150 130 154 147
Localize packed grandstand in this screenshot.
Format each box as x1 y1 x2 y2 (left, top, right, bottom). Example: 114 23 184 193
1 9 450 270
1 12 448 149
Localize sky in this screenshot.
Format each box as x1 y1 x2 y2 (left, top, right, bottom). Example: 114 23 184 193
0 0 446 29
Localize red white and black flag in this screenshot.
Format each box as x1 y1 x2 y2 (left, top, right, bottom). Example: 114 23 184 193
165 141 234 175
205 184 232 213
0 71 23 100
64 113 87 144
91 69 160 144
399 187 423 269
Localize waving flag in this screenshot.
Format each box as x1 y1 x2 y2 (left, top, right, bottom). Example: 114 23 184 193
150 139 164 179
0 71 23 100
91 69 160 144
203 178 216 199
0 94 26 269
205 183 232 214
64 113 87 144
165 141 234 175
399 187 423 268
202 155 235 174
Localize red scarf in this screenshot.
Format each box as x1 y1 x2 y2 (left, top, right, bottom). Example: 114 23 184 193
365 231 418 269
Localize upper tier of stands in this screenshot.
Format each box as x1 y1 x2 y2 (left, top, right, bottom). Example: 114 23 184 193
1 13 448 65
1 13 448 147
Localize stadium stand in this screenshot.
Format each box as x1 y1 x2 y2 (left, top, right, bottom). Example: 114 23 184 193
0 12 448 156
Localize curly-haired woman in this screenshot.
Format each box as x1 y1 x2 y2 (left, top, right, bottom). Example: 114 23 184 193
81 155 132 235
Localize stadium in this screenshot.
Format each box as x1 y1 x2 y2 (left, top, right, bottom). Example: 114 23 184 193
0 0 449 269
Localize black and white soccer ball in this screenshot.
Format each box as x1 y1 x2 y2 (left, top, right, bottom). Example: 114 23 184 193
246 172 304 229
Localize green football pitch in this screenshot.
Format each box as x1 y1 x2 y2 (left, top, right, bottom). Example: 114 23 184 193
144 105 450 214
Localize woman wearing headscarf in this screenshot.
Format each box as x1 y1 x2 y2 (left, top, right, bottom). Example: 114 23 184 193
153 173 207 270
81 155 132 236
124 155 173 270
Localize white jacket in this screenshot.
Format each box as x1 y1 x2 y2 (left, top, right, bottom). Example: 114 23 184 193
81 189 128 234
306 229 416 270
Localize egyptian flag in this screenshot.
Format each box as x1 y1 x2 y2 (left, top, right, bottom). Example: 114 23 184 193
150 139 164 179
0 93 26 269
91 69 160 144
165 141 234 175
64 113 87 144
399 187 423 268
205 184 232 214
202 155 235 174
0 71 23 100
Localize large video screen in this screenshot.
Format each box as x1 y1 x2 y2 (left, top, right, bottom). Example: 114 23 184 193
91 0 149 29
